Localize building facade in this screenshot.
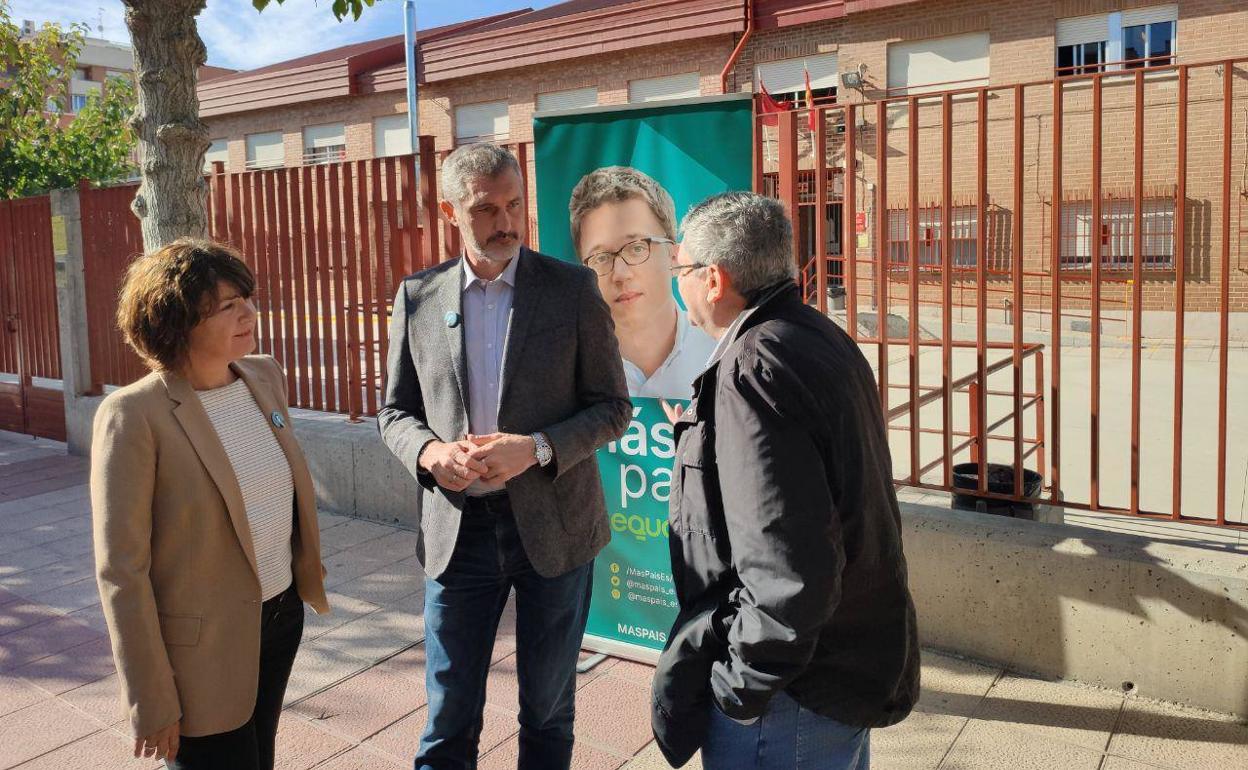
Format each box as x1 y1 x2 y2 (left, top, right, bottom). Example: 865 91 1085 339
196 0 1248 312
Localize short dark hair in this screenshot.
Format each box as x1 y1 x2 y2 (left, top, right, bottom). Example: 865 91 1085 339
117 238 255 371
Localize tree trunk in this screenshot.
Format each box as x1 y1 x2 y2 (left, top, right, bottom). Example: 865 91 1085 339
123 0 210 251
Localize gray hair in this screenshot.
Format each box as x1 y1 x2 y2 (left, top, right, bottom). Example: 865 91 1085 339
440 143 521 203
568 166 677 253
679 192 796 294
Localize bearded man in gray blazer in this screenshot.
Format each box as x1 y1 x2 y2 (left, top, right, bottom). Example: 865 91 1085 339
379 142 630 770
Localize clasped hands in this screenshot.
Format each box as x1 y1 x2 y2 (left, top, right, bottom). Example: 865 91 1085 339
419 433 537 492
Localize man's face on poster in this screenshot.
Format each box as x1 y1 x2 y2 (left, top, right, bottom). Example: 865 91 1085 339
577 198 675 328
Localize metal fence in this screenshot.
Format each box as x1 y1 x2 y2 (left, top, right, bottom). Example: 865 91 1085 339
761 55 1248 529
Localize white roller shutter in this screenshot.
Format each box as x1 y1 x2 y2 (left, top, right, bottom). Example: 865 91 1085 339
373 114 412 157
1056 14 1110 47
203 138 229 172
303 123 346 149
887 32 990 95
628 72 700 103
536 87 598 113
455 101 510 143
756 53 838 95
1122 4 1177 27
245 132 284 169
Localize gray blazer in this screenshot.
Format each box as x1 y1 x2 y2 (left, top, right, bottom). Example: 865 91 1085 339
378 247 631 579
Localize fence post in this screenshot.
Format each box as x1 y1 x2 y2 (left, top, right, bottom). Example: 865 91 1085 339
49 186 100 456
418 136 440 270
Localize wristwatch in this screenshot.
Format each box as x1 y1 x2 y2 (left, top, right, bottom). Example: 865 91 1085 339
530 432 553 467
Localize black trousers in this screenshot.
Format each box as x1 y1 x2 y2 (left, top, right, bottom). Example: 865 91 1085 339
167 583 305 770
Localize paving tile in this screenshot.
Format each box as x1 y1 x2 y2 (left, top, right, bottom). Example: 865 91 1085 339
283 640 372 705
273 712 354 770
915 651 1002 717
303 745 406 769
975 673 1122 752
573 670 655 757
622 741 703 770
332 565 424 607
1100 757 1172 770
0 600 61 637
366 702 517 763
315 607 424 665
12 636 114 695
67 603 109 636
318 519 396 552
571 739 630 770
291 664 427 742
59 673 127 728
603 659 654 688
0 588 22 607
485 654 520 714
0 614 103 672
0 546 62 578
378 642 426 686
41 532 94 559
24 576 102 614
302 592 381 642
1107 698 1248 770
11 727 160 770
870 709 968 770
0 696 99 768
0 558 94 598
0 672 49 718
940 717 1104 769
477 735 520 770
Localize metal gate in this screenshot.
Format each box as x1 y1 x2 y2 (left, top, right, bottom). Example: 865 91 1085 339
0 195 65 441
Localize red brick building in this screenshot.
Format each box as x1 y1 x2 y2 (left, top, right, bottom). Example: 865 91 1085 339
196 0 1248 313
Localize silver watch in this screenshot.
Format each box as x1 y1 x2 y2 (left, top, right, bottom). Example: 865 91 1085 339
531 432 553 467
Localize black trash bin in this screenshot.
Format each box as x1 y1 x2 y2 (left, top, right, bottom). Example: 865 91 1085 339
951 462 1043 519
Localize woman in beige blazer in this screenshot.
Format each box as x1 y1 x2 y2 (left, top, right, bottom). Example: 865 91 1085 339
91 238 329 769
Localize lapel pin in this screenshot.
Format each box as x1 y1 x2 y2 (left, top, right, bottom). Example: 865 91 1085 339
445 311 462 328
271 411 286 429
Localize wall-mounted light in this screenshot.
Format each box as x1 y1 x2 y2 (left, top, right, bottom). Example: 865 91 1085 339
840 63 868 91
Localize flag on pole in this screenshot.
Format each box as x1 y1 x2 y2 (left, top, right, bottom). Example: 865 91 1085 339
757 77 791 127
804 66 817 133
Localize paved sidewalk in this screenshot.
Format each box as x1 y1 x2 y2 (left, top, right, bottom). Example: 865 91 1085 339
1 430 1245 769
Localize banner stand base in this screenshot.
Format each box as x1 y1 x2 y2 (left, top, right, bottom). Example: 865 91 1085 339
582 635 662 666
575 652 610 674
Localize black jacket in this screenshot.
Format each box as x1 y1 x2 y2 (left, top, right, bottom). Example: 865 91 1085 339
651 282 920 767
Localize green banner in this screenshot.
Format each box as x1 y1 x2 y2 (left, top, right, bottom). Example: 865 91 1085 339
534 95 753 659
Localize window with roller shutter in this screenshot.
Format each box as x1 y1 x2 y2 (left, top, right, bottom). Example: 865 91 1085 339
454 101 510 146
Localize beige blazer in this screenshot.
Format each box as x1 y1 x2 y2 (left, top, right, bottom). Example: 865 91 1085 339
90 355 329 739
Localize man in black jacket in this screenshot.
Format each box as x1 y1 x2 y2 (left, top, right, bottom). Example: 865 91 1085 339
651 192 919 769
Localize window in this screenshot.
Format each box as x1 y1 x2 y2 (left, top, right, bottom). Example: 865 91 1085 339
302 123 346 165
245 131 285 170
536 87 598 113
1058 197 1176 270
454 101 509 145
887 206 980 269
756 53 838 106
1054 5 1176 76
628 72 700 103
887 33 989 96
203 138 229 173
1123 6 1176 69
70 93 89 113
373 114 412 158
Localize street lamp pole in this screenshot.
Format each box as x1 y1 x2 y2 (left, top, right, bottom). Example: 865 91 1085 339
403 0 419 158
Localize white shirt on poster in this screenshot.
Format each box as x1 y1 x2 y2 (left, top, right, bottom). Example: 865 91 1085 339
623 307 716 402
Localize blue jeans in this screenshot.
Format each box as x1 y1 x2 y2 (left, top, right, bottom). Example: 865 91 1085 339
415 495 593 770
702 691 871 770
